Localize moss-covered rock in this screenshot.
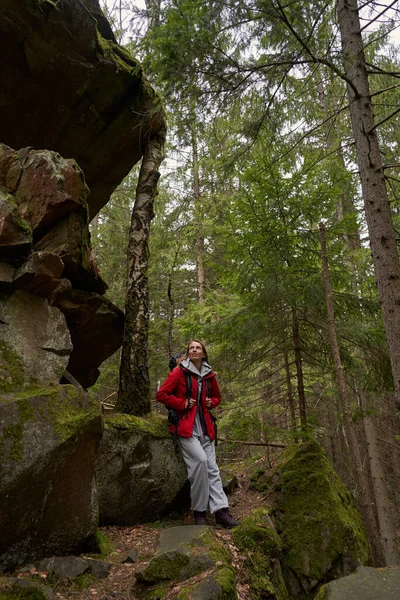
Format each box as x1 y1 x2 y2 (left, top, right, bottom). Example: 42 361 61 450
105 412 170 438
270 440 370 599
97 413 188 525
0 385 103 572
232 508 289 600
134 526 236 600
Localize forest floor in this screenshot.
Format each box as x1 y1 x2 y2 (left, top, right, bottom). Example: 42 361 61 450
47 463 269 600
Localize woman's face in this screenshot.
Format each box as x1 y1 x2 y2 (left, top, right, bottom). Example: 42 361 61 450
188 341 204 362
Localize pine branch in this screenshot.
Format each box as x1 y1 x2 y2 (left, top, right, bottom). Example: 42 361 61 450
368 106 400 133
273 0 359 97
360 0 398 32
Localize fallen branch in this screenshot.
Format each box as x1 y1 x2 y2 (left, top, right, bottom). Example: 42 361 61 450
218 438 285 448
101 391 117 404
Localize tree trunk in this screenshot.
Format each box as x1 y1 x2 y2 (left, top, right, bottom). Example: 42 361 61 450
117 126 166 415
361 393 400 565
292 308 307 431
319 221 384 565
191 122 205 304
337 0 400 413
283 348 298 439
167 248 179 355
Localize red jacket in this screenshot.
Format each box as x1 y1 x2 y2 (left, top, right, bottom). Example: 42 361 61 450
156 365 221 440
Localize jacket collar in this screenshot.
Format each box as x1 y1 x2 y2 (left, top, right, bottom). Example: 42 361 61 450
181 357 212 378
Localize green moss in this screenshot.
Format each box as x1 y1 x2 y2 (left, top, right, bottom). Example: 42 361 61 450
197 528 231 564
275 440 370 582
96 31 141 75
47 385 101 441
314 585 329 600
105 412 169 439
232 509 288 600
93 529 114 558
0 583 48 600
214 567 237 598
177 568 236 600
177 584 195 599
13 386 58 400
142 548 191 583
233 509 283 558
0 340 24 393
75 573 96 590
0 394 37 461
95 30 164 122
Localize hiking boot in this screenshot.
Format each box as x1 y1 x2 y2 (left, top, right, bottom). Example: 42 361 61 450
194 510 208 525
215 508 240 529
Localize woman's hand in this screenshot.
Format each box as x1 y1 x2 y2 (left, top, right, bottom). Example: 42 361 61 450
206 397 212 408
185 398 197 409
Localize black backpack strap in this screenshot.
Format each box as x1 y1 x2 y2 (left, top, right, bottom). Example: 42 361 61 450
205 375 218 446
180 365 192 417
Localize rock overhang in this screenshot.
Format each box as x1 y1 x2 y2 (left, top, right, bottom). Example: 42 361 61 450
0 0 164 218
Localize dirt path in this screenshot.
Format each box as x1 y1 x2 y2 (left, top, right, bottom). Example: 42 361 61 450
51 473 266 600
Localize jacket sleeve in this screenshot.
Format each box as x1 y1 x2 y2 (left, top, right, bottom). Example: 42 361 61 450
209 375 221 409
156 368 187 411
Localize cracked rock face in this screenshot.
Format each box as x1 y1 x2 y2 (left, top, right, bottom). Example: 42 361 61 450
0 291 72 389
0 0 163 218
0 143 123 388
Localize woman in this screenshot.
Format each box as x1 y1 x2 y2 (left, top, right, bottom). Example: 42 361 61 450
156 339 239 528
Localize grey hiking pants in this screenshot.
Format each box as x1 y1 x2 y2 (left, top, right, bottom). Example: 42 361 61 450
179 434 229 513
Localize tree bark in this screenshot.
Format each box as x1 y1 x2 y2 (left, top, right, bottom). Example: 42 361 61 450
191 122 206 304
292 308 307 431
319 221 384 565
337 0 400 412
361 393 400 565
283 348 298 439
117 126 166 415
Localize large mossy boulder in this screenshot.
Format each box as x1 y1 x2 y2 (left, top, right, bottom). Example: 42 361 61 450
97 413 188 525
0 0 164 218
268 440 370 599
0 385 103 572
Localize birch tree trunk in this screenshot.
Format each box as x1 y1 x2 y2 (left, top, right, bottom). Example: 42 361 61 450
337 0 400 412
361 393 400 565
319 221 384 565
117 126 166 415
